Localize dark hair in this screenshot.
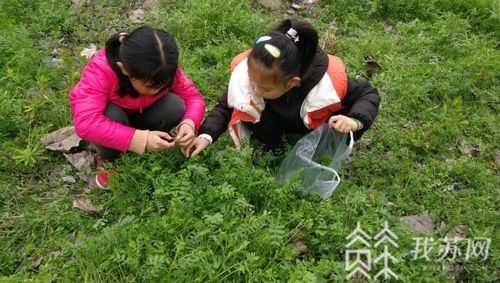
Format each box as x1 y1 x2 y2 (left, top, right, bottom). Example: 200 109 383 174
249 19 319 82
105 26 179 97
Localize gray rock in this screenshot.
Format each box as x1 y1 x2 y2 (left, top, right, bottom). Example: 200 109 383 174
459 141 480 157
401 213 435 234
256 0 283 11
41 126 83 153
62 176 76 184
64 151 94 174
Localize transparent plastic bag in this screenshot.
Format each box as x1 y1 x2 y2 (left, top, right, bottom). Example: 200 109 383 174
277 124 354 199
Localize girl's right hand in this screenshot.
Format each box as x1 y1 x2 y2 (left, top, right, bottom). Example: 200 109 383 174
146 131 175 151
182 136 210 158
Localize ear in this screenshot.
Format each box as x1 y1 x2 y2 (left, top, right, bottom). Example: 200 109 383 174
116 62 129 76
286 76 301 89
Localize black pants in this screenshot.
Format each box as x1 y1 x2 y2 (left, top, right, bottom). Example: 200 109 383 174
97 94 185 161
244 106 311 151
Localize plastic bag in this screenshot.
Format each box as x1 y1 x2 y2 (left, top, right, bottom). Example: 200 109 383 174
277 124 354 199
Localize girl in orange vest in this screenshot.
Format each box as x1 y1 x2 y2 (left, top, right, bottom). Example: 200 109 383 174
183 19 380 157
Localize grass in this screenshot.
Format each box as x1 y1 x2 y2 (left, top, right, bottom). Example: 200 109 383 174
0 0 499 282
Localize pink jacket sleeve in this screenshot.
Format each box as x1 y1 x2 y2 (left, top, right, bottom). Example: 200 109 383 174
69 59 136 152
170 68 206 130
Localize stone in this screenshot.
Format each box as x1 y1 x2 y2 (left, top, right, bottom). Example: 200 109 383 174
41 126 82 153
401 213 435 234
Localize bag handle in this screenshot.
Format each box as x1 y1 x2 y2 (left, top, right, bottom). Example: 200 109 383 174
336 131 354 161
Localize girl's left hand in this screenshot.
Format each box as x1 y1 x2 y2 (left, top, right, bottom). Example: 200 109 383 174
175 119 196 147
328 115 359 133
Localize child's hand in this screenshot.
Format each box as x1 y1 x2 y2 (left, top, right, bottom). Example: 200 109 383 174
146 131 175 151
182 136 210 158
328 115 359 133
175 119 196 147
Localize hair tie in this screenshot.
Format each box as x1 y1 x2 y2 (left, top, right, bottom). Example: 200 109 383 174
118 32 128 43
285 28 299 43
264 44 281 58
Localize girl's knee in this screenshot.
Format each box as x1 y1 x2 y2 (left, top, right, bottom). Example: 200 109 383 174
104 103 129 125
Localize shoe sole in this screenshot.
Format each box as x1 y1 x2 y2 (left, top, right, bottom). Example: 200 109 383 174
95 175 108 190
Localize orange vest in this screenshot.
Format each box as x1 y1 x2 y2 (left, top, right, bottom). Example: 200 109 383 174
227 50 348 149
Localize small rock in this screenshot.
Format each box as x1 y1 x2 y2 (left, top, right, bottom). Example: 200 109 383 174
129 8 145 24
64 150 94 174
459 142 480 157
291 3 302 10
255 0 283 11
286 9 296 15
294 241 308 254
73 197 98 214
401 213 435 234
291 0 318 10
41 126 82 153
446 225 468 240
62 176 76 184
383 20 396 33
80 44 97 59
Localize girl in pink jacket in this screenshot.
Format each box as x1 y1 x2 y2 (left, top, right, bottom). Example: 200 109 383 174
69 26 205 189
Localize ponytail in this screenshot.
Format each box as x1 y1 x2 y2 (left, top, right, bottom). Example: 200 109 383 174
105 32 140 97
249 19 319 81
275 19 318 77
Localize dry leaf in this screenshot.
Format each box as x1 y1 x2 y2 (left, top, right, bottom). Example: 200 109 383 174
73 197 97 214
446 225 468 240
29 256 43 271
62 176 76 184
383 20 396 33
292 241 309 256
364 56 383 79
358 138 372 150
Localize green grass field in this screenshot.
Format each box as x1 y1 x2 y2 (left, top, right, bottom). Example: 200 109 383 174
0 0 499 282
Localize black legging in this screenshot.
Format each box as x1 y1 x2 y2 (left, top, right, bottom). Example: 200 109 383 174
244 105 311 151
96 93 185 161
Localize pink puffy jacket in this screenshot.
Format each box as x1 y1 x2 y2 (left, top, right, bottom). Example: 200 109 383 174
69 49 205 152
